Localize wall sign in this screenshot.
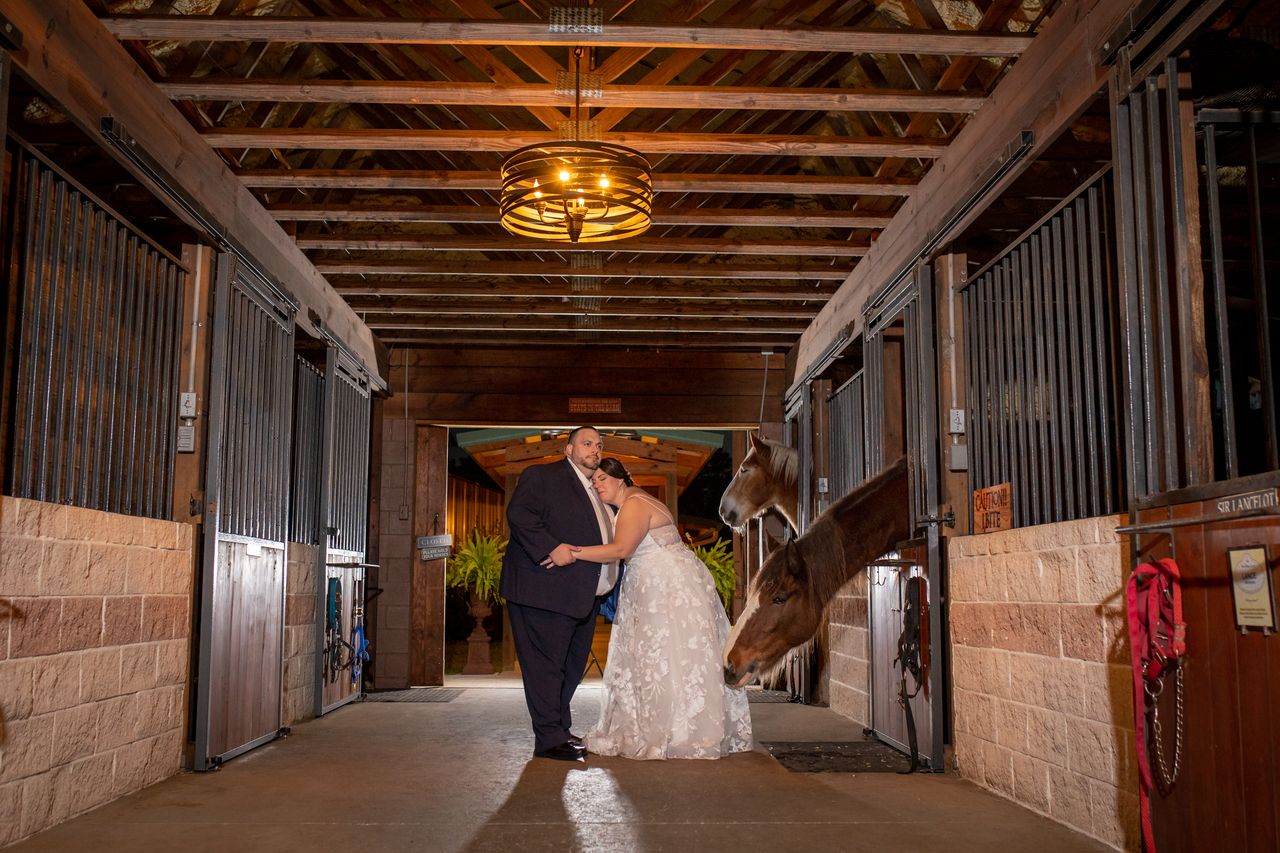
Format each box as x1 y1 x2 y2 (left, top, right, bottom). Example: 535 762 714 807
416 534 453 561
1215 488 1278 515
1227 545 1276 633
973 482 1012 534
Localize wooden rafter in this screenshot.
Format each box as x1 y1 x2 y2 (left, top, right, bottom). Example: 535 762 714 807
101 18 1035 56
363 315 808 333
268 203 895 228
202 128 949 156
346 298 823 318
159 80 987 114
331 280 836 300
293 234 870 256
314 258 851 278
236 169 919 195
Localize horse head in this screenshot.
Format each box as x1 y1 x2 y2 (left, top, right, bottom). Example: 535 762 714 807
722 456 912 688
719 433 798 530
722 539 822 688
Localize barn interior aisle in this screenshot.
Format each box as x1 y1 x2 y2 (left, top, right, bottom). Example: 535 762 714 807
4 683 1113 853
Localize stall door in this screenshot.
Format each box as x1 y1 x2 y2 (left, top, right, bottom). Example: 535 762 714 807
194 256 296 770
864 266 947 770
316 347 374 715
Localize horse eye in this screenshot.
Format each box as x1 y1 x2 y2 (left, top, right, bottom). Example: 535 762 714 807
771 593 789 605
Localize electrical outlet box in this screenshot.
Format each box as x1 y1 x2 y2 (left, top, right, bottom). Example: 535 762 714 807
179 392 197 419
948 443 968 471
816 476 829 494
176 424 195 453
948 408 966 435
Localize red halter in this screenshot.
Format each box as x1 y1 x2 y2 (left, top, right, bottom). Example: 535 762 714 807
1126 557 1187 853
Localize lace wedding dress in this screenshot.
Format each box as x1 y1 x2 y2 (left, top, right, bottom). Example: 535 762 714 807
585 509 753 760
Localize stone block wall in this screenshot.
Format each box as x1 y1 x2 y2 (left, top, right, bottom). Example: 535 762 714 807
825 572 870 725
949 515 1139 852
375 415 414 688
282 542 319 725
0 497 193 847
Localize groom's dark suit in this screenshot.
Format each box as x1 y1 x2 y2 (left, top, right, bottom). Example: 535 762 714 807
501 458 611 753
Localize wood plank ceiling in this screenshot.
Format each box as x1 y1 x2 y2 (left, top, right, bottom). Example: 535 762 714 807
86 0 1046 353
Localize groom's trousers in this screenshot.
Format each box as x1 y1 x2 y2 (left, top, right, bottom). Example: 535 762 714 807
507 599 599 752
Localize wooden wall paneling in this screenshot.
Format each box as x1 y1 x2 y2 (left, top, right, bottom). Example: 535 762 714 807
410 424 448 685
1138 498 1280 853
934 253 971 534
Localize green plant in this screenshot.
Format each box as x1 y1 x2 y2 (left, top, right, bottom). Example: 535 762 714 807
690 536 736 611
446 529 507 604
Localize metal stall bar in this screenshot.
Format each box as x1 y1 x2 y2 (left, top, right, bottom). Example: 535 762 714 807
4 140 185 518
290 356 324 547
1143 75 1179 490
962 169 1122 528
1245 123 1277 469
1199 122 1237 478
1087 183 1119 512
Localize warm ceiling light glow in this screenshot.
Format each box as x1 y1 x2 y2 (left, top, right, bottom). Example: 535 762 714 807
500 141 653 244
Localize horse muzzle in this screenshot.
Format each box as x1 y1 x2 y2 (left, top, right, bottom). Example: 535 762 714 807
723 660 757 689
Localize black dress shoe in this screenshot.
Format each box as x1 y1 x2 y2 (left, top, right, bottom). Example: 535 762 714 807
568 733 584 748
534 741 586 761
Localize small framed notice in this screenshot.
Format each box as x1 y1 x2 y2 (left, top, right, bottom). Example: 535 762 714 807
1227 545 1276 631
973 483 1012 535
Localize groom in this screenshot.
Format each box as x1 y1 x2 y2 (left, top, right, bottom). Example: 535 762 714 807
500 426 620 760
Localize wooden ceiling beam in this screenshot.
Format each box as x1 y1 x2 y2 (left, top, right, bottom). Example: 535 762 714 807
379 332 797 350
202 128 949 157
348 298 823 318
159 80 987 113
237 169 919 195
102 18 1034 56
798 0 1147 380
316 258 851 279
365 315 807 333
296 234 870 256
268 203 894 228
333 280 835 299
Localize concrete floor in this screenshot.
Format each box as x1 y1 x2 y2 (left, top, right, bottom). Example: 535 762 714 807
10 675 1112 852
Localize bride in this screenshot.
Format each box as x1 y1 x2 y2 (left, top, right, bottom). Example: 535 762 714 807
550 457 753 760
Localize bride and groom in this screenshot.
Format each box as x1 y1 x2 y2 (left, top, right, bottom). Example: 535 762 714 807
499 426 753 761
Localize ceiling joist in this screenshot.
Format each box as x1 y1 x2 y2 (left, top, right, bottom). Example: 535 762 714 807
102 18 1034 57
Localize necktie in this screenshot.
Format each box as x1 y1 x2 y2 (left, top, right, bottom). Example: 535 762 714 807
587 486 619 594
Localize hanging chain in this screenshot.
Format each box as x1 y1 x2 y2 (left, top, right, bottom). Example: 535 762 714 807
1147 664 1184 790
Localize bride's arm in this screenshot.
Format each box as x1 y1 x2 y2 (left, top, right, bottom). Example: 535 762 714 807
564 500 649 562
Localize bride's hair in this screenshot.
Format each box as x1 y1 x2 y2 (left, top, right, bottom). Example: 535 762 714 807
598 457 634 486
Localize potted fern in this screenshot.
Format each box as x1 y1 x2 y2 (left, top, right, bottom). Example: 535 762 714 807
690 536 736 612
446 528 506 675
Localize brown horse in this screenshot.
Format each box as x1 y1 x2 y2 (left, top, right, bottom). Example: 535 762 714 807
723 457 911 688
718 433 799 532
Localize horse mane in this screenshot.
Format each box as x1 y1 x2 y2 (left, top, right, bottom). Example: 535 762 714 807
792 456 912 613
759 437 798 489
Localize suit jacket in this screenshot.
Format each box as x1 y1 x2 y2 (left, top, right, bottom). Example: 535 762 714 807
500 458 608 619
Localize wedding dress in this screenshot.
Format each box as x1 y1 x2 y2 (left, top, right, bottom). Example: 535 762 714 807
585 498 753 760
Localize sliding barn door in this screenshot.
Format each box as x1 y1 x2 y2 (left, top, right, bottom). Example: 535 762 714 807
316 347 374 715
194 255 296 770
864 265 947 770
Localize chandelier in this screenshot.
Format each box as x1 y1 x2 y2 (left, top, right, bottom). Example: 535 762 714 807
499 49 653 244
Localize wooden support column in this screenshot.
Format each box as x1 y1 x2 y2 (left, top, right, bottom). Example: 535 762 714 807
934 254 971 535
410 424 448 686
811 379 832 518
171 244 214 523
501 473 517 672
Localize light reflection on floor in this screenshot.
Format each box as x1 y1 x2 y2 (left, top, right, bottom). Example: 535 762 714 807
561 766 641 850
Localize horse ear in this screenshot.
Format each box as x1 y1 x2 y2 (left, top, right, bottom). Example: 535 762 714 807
749 432 769 454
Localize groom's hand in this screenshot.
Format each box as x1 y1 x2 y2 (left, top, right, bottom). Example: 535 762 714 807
541 543 577 568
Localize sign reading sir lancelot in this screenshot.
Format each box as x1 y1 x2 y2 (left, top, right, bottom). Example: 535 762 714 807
973 482 1013 534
